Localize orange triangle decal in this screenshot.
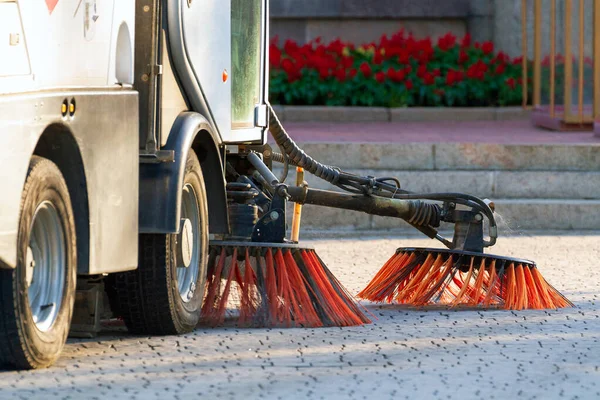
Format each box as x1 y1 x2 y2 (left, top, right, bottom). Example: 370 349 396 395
45 0 59 14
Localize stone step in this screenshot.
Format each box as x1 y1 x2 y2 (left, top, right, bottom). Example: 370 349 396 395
274 168 600 199
272 106 530 123
289 199 600 231
293 142 600 171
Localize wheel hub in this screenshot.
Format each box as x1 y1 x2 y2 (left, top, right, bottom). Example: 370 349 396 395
177 218 194 268
176 184 201 303
27 201 66 332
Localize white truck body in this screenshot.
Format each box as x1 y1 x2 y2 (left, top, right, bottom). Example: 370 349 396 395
0 0 269 273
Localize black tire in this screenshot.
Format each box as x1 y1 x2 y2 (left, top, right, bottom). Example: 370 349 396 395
0 156 77 369
109 151 209 335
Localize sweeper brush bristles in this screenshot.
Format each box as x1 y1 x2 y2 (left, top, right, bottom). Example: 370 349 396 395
201 242 370 328
358 248 573 310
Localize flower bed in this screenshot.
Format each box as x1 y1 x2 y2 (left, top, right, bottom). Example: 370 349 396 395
269 31 530 108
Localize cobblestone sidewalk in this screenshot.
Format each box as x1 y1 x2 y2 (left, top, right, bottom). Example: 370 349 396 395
1 234 598 400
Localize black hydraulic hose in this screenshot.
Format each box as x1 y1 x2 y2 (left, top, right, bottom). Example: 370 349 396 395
267 103 497 247
268 104 341 185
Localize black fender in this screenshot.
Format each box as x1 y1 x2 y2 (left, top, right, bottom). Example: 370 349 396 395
139 112 229 234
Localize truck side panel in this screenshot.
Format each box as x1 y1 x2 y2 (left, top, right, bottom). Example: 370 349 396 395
1 0 135 94
0 1 139 274
0 90 139 275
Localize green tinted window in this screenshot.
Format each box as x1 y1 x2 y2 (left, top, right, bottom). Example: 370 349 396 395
231 0 262 129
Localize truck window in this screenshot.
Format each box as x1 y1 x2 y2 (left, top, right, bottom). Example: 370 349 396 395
231 0 263 130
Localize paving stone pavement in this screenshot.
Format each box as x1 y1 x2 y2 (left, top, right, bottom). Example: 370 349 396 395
1 234 599 400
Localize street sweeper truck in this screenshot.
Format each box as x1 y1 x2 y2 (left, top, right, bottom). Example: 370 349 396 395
0 0 570 370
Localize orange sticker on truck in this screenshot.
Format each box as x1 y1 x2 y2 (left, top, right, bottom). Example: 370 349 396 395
45 0 59 14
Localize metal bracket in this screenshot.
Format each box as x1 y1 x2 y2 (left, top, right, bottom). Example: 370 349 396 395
139 149 175 163
251 191 287 243
450 210 484 253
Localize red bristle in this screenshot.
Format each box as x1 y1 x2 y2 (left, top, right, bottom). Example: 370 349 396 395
451 258 475 306
274 249 303 327
530 267 555 308
365 252 416 303
239 249 258 326
202 244 369 328
504 264 518 310
467 259 487 305
201 248 227 322
213 248 239 325
522 265 543 309
515 264 528 310
546 283 571 308
396 254 432 303
233 254 245 297
282 250 323 327
264 248 281 325
358 251 407 302
449 273 464 299
302 249 354 326
313 250 373 325
302 249 366 326
405 254 439 303
482 260 499 307
414 255 454 306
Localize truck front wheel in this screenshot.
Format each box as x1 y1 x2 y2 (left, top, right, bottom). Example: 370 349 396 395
0 156 77 369
110 151 209 335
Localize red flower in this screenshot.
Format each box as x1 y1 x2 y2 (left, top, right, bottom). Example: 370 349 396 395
386 67 396 80
334 68 346 82
461 33 472 48
284 39 300 56
467 60 487 80
446 69 458 86
512 56 523 65
417 64 427 78
494 63 506 75
398 48 410 64
432 68 441 77
405 79 414 90
459 50 469 64
506 77 516 89
319 67 330 79
482 41 494 55
387 67 406 83
342 56 354 69
437 32 457 51
359 62 372 77
423 72 435 85
270 44 282 68
373 51 384 65
375 71 386 83
282 58 301 82
349 68 358 78
494 51 509 64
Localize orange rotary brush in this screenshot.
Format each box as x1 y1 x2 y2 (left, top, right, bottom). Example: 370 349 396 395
201 243 370 328
359 248 572 310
